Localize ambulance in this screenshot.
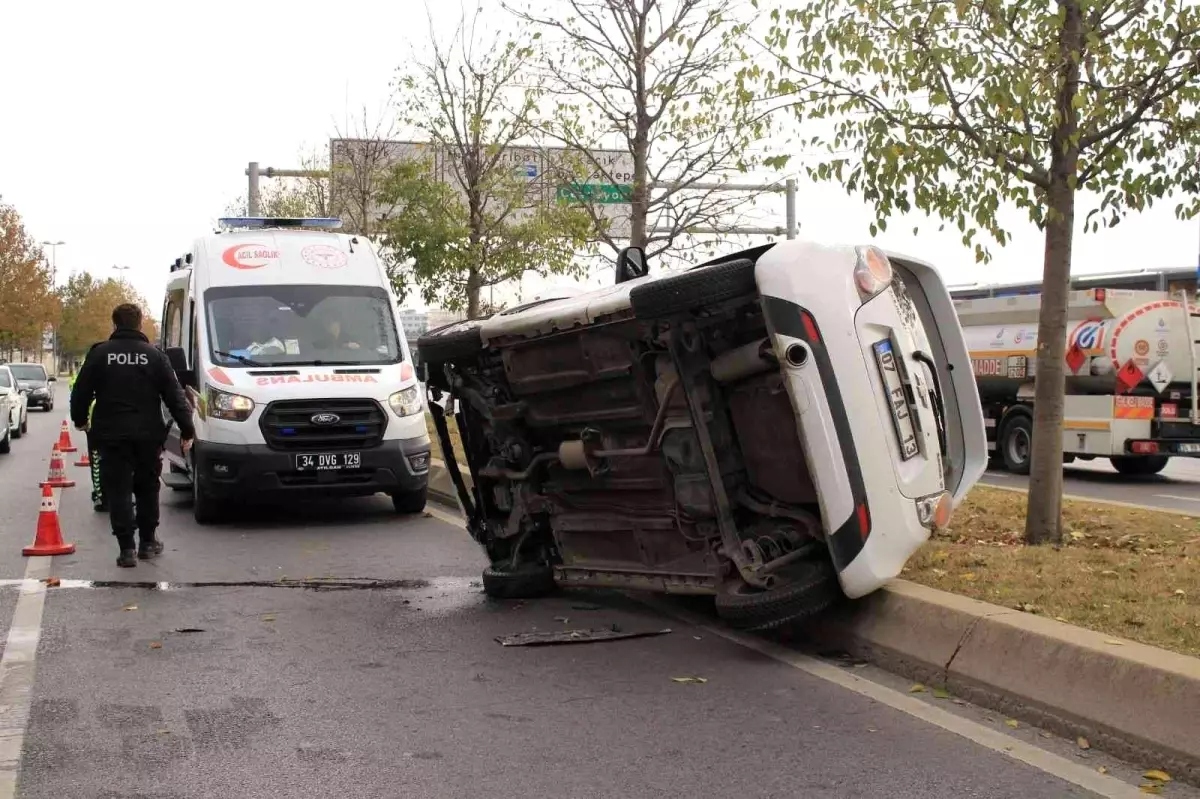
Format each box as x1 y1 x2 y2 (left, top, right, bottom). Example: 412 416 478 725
158 217 430 523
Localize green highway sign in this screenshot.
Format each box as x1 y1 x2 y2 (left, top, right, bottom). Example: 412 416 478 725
556 183 633 205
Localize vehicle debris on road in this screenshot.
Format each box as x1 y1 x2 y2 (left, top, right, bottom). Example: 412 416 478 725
495 627 671 647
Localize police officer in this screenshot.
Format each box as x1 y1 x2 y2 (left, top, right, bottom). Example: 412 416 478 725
70 304 195 568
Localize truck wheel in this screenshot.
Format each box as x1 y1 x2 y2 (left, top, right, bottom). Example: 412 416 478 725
416 320 484 363
392 488 428 514
999 415 1033 475
482 562 556 600
629 258 757 319
715 558 839 632
1110 455 1168 476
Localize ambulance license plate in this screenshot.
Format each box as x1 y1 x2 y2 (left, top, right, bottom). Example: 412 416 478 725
873 338 919 461
295 452 362 471
1178 443 1200 454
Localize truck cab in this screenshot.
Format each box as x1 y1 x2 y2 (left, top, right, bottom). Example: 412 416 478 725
158 217 431 523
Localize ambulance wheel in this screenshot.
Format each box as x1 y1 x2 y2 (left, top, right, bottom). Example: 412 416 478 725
999 415 1032 475
192 479 222 525
391 488 428 514
630 258 757 319
1110 455 1168 476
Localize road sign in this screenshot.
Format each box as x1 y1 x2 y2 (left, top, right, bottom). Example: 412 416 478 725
329 138 634 238
1147 360 1173 393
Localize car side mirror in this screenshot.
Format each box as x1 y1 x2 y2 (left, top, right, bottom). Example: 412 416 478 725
165 347 196 389
615 246 648 284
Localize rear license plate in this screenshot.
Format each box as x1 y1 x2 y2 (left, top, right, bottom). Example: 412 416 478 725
873 339 919 461
295 452 362 471
1178 443 1200 454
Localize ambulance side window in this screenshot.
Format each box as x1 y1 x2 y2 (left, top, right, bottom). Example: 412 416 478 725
164 290 184 350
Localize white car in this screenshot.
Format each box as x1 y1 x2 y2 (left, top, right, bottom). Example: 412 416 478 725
419 241 987 630
0 365 29 446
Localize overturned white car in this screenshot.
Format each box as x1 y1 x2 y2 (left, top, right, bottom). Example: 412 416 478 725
419 241 987 630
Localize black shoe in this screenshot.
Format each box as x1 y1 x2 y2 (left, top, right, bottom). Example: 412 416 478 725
138 538 164 560
117 549 137 568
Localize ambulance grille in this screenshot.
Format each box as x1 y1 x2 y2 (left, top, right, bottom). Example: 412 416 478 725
260 399 386 451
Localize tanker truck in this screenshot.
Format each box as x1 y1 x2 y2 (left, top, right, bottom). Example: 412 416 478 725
954 287 1200 475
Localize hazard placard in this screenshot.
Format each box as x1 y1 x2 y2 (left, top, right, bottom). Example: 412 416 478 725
1116 359 1144 393
1114 395 1154 420
1147 360 1173 394
1065 342 1086 373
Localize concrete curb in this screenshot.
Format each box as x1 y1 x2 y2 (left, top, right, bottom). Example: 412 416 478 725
980 478 1200 518
425 459 1200 781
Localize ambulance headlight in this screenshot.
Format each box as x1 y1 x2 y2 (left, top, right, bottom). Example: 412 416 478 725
207 387 255 421
388 386 423 418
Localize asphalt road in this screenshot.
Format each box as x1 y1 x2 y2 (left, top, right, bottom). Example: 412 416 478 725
0 388 1192 798
982 457 1200 514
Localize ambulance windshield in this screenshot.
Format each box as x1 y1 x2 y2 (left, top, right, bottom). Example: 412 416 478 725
205 284 403 367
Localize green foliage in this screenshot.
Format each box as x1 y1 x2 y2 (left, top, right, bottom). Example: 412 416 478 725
0 199 58 354
57 273 145 357
753 0 1200 260
381 15 595 316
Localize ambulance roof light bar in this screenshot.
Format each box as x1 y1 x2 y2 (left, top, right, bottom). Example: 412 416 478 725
217 217 343 230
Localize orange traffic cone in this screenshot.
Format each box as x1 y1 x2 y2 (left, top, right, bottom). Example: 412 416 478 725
56 421 78 454
23 484 76 556
41 444 76 489
74 449 90 468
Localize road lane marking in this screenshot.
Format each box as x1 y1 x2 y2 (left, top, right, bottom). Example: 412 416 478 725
0 556 51 799
427 499 1146 798
1152 493 1200 503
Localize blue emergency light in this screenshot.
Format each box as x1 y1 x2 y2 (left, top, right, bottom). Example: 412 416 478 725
218 217 344 230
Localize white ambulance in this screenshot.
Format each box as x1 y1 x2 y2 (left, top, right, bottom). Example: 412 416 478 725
158 217 430 523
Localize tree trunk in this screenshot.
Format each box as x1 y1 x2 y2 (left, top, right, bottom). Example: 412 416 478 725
1025 0 1083 546
466 268 481 319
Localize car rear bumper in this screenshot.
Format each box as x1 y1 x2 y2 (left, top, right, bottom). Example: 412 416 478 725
194 436 432 499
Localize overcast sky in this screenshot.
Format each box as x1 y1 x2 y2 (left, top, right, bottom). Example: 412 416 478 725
3 0 1197 314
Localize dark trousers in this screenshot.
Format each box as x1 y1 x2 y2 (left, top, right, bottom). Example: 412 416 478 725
97 440 163 548
85 434 103 505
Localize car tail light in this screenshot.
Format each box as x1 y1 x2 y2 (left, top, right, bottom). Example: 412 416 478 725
1132 441 1159 454
853 246 893 301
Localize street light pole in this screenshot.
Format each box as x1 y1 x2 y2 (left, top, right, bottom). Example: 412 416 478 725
40 240 65 374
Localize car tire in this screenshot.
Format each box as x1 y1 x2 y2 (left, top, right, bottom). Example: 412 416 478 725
0 428 9 455
46 401 53 412
629 258 757 319
481 562 557 600
1110 455 1169 476
416 320 485 363
20 415 27 434
192 478 222 525
392 488 428 514
715 557 839 632
999 414 1033 475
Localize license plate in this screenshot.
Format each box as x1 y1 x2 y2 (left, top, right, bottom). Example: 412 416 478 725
1178 443 1200 454
295 452 362 471
873 339 919 461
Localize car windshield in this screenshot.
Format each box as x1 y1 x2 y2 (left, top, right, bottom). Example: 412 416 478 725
205 284 403 368
0 371 10 388
8 365 45 381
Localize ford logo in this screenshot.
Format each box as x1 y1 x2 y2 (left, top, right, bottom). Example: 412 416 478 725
311 413 341 426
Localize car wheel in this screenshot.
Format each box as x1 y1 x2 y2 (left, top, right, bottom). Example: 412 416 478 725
999 414 1033 475
20 414 28 434
192 476 222 525
715 557 839 632
391 488 428 514
481 562 556 600
46 401 54 412
629 258 757 319
416 319 485 363
11 420 20 440
1110 455 1169 476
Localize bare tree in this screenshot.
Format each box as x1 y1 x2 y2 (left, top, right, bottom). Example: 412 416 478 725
509 0 772 257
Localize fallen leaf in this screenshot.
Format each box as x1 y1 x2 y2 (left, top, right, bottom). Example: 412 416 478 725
852 663 868 669
909 684 927 694
951 699 967 706
261 615 276 623
1069 531 1085 541
1039 731 1053 739
42 577 60 588
931 568 948 577
1175 589 1186 597
1005 719 1019 729
1104 639 1124 646
149 642 162 649
1100 570 1119 577
932 688 951 699
156 728 170 735
1098 766 1109 775
867 727 879 733
1143 770 1171 783
961 572 977 582
671 676 707 684
1054 616 1068 622
1017 603 1039 613
1077 737 1091 750
1139 784 1163 795
123 604 138 612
